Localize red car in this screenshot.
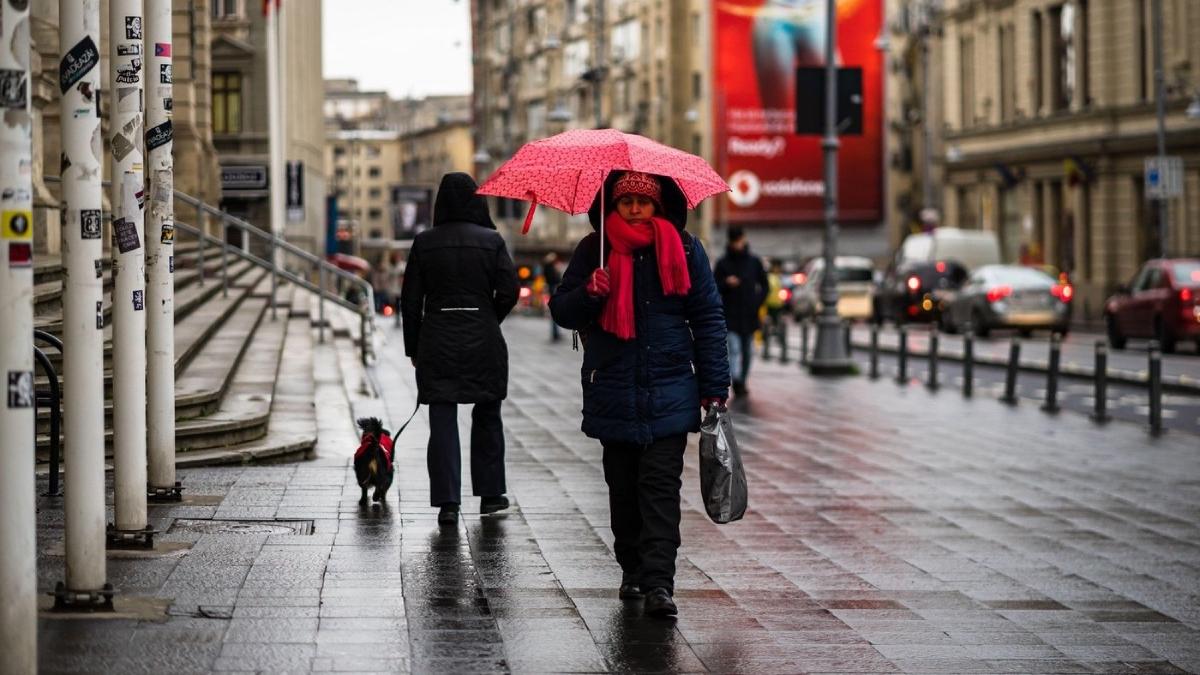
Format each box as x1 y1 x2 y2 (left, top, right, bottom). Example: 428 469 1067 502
1105 259 1200 353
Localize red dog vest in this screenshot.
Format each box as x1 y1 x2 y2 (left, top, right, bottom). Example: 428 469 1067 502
354 433 394 472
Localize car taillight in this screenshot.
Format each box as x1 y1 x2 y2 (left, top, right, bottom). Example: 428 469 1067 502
1181 287 1194 303
792 273 807 286
778 289 791 302
935 261 946 273
519 287 532 299
1051 283 1074 302
986 285 1013 303
906 276 921 292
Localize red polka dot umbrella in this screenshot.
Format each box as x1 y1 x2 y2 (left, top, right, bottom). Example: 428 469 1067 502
476 129 729 238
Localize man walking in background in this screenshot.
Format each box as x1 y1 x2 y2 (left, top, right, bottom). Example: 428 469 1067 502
715 227 768 396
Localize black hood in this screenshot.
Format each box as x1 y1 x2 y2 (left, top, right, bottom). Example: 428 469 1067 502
433 172 496 229
587 171 688 233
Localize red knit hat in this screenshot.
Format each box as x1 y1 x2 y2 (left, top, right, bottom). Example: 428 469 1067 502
612 171 662 209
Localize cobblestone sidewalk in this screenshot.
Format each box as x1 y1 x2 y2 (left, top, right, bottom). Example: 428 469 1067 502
34 317 1200 673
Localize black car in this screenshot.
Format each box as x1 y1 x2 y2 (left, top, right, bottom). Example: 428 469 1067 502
872 260 969 325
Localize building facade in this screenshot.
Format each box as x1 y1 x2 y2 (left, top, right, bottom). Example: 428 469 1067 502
325 129 404 244
211 0 325 254
470 0 714 255
939 0 1200 317
27 0 221 254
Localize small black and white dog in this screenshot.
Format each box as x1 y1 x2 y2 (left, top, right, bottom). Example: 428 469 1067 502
354 417 395 506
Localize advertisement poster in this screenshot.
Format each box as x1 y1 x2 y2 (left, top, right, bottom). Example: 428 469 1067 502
714 0 882 225
390 185 433 240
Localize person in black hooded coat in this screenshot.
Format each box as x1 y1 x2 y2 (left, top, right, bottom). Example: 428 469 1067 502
401 172 520 524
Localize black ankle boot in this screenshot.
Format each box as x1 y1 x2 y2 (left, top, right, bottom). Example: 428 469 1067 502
437 503 459 525
643 587 677 617
618 573 643 599
480 496 510 514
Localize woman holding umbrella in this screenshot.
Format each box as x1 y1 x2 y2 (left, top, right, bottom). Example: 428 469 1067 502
549 171 730 618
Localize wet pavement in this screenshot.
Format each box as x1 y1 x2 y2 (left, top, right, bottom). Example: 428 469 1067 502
33 316 1200 673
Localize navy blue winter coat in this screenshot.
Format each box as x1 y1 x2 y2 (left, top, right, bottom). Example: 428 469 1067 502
549 177 730 445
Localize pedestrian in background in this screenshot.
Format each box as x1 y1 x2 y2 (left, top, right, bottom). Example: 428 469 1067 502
543 252 563 342
762 259 788 362
550 171 730 618
714 226 768 395
401 172 520 526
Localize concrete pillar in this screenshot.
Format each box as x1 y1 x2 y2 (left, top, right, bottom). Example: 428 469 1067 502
59 0 109 601
146 0 176 498
0 0 38 667
108 0 149 541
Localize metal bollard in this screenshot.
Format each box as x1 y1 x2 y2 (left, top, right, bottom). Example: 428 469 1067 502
896 325 908 384
963 328 974 398
1042 333 1061 413
1001 338 1021 404
926 325 939 390
1148 340 1163 436
799 320 810 366
868 324 879 379
1091 340 1110 423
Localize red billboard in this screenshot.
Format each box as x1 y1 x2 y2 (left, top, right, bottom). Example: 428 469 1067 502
713 0 883 225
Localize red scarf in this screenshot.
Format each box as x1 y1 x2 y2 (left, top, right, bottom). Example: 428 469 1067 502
600 212 691 340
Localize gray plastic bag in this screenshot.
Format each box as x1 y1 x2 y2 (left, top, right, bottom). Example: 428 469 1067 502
698 405 747 523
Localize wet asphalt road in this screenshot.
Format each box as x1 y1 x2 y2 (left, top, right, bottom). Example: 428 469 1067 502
31 316 1200 673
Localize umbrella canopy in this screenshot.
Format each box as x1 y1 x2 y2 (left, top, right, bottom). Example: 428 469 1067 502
477 129 729 232
327 252 371 275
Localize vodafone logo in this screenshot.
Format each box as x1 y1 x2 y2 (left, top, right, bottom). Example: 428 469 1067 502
728 170 761 207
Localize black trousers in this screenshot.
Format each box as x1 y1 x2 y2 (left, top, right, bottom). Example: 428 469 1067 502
601 434 688 594
427 401 506 507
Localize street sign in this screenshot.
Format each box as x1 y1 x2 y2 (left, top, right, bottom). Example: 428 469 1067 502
1144 156 1183 199
795 67 864 136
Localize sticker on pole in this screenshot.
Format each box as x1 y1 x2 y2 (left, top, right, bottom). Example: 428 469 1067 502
125 16 143 40
59 36 99 94
161 221 175 244
154 43 171 58
146 120 173 151
80 209 102 239
8 242 33 268
96 301 103 329
2 209 32 240
113 218 141 254
159 64 173 84
7 371 34 409
132 289 144 311
1 68 28 109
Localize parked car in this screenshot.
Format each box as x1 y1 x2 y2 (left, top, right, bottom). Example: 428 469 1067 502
898 228 1002 271
941 265 1072 337
873 259 969 325
1104 258 1200 353
792 256 876 321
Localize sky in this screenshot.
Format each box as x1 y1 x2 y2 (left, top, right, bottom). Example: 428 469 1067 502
322 0 472 99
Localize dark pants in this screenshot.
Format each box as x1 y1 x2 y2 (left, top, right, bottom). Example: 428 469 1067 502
727 331 755 386
601 434 688 594
763 308 788 361
427 401 506 507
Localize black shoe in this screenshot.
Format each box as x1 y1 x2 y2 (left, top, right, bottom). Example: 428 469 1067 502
480 496 510 514
643 587 677 617
437 504 459 525
619 574 644 599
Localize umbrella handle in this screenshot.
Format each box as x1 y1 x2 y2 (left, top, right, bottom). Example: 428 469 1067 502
599 184 605 269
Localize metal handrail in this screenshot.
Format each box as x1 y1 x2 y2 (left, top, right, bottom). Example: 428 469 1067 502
32 344 62 496
41 175 376 363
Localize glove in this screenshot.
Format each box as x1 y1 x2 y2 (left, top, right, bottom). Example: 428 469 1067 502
586 268 611 297
701 397 727 410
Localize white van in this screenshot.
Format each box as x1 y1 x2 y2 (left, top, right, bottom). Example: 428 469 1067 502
899 229 1001 272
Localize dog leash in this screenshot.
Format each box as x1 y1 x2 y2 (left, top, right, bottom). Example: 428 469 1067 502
391 399 421 439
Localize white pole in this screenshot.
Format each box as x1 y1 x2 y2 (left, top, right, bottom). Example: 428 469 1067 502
266 3 284 258
0 0 37 666
59 0 109 597
145 0 176 497
109 0 149 538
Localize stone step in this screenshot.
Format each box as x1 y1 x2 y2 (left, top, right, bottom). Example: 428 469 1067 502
31 242 213 314
33 274 286 453
33 259 258 377
34 268 272 433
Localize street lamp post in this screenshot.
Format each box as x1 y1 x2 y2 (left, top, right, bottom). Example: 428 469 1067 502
1151 0 1169 257
809 0 853 375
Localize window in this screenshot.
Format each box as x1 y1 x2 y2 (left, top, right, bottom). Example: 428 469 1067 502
334 146 346 157
211 72 242 134
369 188 381 199
692 72 702 102
335 168 346 181
365 145 381 158
565 40 590 80
611 21 641 62
959 36 974 126
1031 11 1043 113
368 208 383 221
1049 4 1072 111
212 0 240 19
1137 0 1149 101
527 100 547 137
368 167 381 179
998 24 1016 121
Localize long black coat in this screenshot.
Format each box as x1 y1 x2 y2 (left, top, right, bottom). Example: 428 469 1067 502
714 247 768 335
401 173 519 404
550 174 730 445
